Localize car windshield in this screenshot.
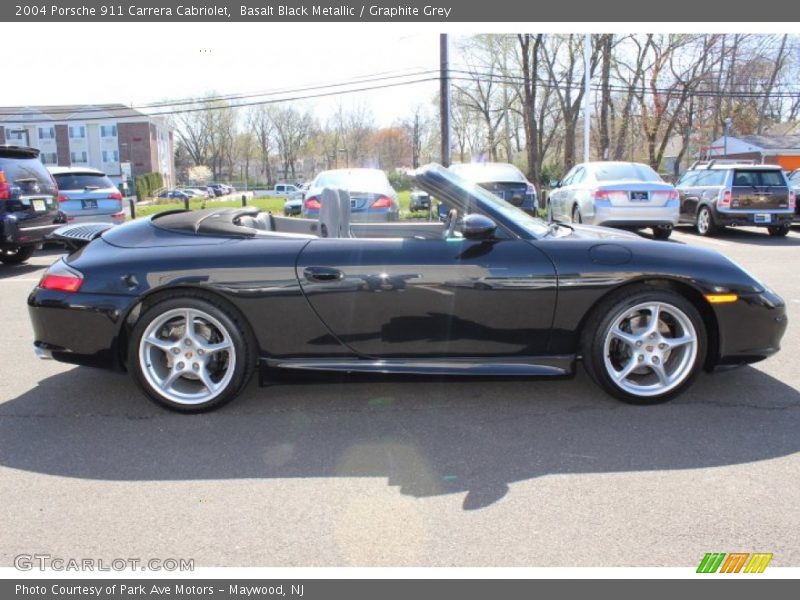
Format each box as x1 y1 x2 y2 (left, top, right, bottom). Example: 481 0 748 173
416 164 549 238
54 173 114 190
593 163 662 183
449 163 526 183
314 170 390 191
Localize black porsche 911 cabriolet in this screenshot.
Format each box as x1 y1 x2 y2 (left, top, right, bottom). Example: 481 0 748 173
28 164 787 412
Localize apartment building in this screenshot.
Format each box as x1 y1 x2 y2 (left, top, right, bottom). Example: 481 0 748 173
0 104 175 187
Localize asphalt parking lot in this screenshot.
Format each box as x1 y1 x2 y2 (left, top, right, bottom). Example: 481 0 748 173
1 225 799 568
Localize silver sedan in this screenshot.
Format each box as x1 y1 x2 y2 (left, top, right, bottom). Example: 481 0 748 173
548 161 679 240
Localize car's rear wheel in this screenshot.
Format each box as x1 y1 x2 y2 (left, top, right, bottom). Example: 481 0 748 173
129 295 255 412
767 225 790 237
695 206 717 236
652 226 672 240
582 286 706 405
0 246 35 265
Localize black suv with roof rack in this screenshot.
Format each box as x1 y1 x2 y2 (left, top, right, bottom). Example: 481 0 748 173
0 146 65 264
675 160 795 237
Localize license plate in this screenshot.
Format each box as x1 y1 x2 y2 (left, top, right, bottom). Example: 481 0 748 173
32 199 46 212
630 191 649 201
754 213 772 223
82 199 98 209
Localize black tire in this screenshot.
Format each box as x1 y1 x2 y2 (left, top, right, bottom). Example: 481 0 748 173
695 205 717 237
581 285 707 405
0 246 35 265
572 205 583 224
652 226 672 240
128 294 256 412
767 225 790 237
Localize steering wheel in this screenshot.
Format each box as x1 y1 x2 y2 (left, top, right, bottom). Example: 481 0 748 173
442 208 459 239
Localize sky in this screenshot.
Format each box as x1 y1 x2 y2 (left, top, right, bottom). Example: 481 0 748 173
1 23 451 127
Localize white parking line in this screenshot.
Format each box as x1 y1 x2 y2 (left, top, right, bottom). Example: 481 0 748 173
671 230 730 247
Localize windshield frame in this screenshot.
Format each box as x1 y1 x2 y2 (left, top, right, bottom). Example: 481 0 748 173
413 163 550 239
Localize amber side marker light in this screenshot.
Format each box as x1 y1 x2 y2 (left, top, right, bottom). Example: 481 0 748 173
705 293 738 304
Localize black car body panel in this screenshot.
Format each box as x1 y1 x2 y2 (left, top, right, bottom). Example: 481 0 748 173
28 165 786 380
0 146 65 249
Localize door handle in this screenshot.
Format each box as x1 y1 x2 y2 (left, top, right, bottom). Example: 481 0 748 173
303 266 344 282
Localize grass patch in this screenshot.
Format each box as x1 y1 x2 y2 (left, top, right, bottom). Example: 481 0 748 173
134 196 285 218
132 191 440 221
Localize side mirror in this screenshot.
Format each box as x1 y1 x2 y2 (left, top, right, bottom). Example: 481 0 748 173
461 214 497 240
509 193 524 207
550 179 560 189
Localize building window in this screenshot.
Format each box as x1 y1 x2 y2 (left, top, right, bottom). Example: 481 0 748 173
70 151 88 164
5 128 26 141
38 126 55 140
102 150 119 163
40 152 58 165
68 125 86 139
100 124 117 138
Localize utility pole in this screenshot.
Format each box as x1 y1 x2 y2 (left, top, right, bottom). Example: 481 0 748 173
583 33 591 163
440 33 451 167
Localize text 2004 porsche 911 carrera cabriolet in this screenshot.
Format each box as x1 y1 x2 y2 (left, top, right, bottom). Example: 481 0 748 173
28 164 787 412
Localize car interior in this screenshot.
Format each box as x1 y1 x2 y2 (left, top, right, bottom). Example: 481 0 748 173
232 187 449 240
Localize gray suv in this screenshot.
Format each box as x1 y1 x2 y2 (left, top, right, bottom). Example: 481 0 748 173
675 161 795 237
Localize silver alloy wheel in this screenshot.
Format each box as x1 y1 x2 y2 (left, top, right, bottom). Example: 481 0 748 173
138 307 236 405
697 207 710 234
602 301 698 397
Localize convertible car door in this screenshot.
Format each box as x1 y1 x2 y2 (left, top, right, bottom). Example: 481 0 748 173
295 236 557 358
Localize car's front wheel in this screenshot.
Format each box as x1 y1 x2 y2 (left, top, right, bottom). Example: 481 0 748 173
652 226 672 240
768 225 790 237
582 286 707 405
572 205 583 224
129 295 255 412
0 246 35 265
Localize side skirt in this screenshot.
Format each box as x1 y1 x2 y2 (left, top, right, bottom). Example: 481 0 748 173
260 355 576 378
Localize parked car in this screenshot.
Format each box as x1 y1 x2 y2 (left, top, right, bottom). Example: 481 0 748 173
549 161 680 240
675 161 795 237
283 196 302 216
409 189 431 212
208 183 227 197
303 168 399 221
180 187 211 198
0 146 64 264
49 167 125 226
787 169 800 222
32 163 786 412
270 183 304 199
158 190 191 202
448 162 538 215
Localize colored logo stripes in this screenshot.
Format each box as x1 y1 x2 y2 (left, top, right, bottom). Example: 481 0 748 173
697 553 773 573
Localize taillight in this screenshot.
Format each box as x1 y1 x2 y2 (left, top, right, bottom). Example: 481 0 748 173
0 170 9 200
667 189 679 201
526 183 536 195
719 190 732 208
111 211 125 219
594 190 610 201
304 196 321 210
371 196 393 209
57 194 69 203
40 261 84 293
790 190 796 211
108 191 123 201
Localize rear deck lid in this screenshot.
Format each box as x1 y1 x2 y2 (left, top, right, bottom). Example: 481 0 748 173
731 169 790 210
